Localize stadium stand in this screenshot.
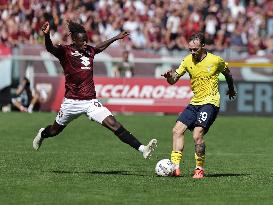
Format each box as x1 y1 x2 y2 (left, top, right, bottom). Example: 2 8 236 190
0 0 272 56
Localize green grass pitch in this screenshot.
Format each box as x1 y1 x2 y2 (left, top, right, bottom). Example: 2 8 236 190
0 112 272 205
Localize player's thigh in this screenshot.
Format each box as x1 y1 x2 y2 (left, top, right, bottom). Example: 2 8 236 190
177 104 198 131
56 98 83 126
195 104 219 133
86 99 113 124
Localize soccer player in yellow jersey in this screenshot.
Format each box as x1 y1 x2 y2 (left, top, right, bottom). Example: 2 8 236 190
162 32 236 179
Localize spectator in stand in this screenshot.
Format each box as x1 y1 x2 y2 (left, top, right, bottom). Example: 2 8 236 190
114 50 134 78
248 34 267 55
123 13 139 33
130 27 147 49
0 0 271 55
0 0 8 10
205 14 218 37
204 32 216 52
207 0 220 15
176 29 188 51
230 28 246 52
264 0 273 37
228 0 245 18
246 0 257 18
143 21 163 51
19 0 33 18
214 29 230 52
265 36 273 53
226 15 236 37
166 8 181 50
0 27 9 44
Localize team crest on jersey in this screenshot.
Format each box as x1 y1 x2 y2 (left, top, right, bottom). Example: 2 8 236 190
207 65 213 72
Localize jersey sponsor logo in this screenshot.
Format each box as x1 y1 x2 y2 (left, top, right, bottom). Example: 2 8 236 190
71 50 82 57
81 67 91 70
80 56 90 67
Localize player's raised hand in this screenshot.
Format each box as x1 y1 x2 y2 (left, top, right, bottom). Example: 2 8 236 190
161 70 172 78
41 21 50 34
226 89 237 100
116 31 130 39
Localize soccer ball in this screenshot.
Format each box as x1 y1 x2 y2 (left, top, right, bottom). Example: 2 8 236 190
155 159 174 177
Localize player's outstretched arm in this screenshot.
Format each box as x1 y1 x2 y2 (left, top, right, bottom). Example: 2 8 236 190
41 21 62 58
222 67 236 100
161 69 180 85
94 31 130 54
41 22 53 51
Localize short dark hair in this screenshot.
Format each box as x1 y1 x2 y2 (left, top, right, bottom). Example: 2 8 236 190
189 32 205 45
67 20 86 39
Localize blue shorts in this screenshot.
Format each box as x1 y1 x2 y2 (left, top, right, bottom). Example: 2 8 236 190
177 104 219 134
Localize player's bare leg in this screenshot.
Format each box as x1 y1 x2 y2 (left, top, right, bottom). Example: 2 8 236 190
171 121 187 176
192 127 205 179
102 115 157 159
33 121 65 150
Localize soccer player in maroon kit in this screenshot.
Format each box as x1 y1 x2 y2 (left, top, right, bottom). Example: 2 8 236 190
33 21 157 159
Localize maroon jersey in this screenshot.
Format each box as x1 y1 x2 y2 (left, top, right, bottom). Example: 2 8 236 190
45 34 97 100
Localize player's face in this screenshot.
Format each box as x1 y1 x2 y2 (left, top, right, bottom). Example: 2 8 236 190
188 40 203 61
73 33 88 50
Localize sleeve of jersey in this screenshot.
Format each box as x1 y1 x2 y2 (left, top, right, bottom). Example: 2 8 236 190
218 57 228 72
45 34 64 59
175 59 187 76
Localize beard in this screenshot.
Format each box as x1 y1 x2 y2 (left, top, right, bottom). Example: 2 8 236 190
192 54 199 61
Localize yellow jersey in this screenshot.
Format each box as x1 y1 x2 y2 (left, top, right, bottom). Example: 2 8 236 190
176 52 227 107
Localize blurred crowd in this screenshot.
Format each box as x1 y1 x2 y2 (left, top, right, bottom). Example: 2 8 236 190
0 0 272 55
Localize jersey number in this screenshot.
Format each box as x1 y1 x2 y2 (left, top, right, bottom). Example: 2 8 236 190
198 112 208 123
93 101 102 107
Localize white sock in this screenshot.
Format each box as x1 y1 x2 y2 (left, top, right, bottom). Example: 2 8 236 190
28 104 34 112
138 145 145 153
